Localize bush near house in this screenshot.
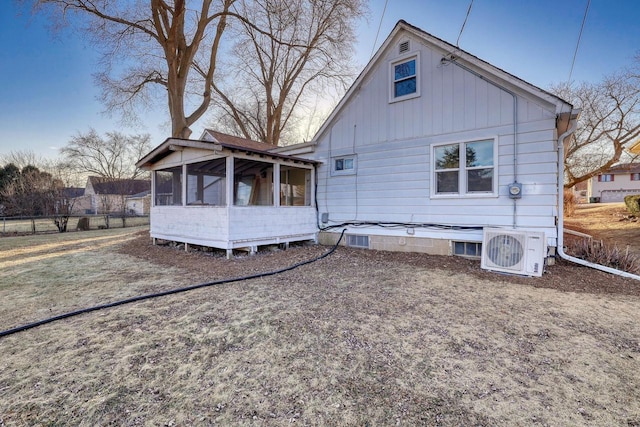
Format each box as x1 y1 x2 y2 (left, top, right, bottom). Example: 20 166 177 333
623 194 640 216
563 190 576 216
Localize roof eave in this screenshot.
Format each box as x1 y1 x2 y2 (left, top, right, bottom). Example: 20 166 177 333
312 20 574 141
136 138 318 169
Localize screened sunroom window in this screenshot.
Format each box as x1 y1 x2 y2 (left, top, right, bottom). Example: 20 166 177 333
155 167 182 206
280 166 311 206
187 158 226 206
433 139 495 196
234 159 274 206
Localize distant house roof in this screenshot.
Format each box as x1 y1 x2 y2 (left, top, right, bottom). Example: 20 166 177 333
126 190 151 199
88 176 151 195
600 163 640 175
63 187 85 198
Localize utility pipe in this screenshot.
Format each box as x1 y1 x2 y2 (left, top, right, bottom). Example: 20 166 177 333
556 113 640 280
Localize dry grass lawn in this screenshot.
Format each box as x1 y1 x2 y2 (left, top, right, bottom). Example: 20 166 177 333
1 227 639 426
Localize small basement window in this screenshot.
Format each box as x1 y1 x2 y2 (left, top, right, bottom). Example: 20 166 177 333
332 155 356 175
347 235 369 248
453 241 482 258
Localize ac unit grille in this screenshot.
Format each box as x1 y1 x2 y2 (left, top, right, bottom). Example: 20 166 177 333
485 234 524 268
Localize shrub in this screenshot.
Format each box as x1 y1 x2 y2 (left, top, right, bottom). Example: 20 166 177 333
564 237 640 275
564 190 576 217
624 194 640 216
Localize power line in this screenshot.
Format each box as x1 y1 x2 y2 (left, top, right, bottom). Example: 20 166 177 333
568 0 591 83
456 0 474 47
370 0 389 59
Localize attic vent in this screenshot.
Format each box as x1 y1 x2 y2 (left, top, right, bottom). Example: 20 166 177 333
347 235 369 248
399 40 410 53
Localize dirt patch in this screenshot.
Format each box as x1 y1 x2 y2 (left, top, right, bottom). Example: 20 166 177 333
118 230 640 297
565 202 640 256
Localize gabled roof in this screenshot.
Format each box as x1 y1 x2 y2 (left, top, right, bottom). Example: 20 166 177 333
63 187 84 198
200 129 278 152
313 20 573 142
88 176 151 195
137 131 318 169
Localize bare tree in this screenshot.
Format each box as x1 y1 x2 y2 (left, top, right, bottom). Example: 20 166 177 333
60 129 151 228
551 63 640 188
0 165 73 231
61 129 151 180
49 160 80 232
24 0 235 139
208 0 366 146
0 150 48 170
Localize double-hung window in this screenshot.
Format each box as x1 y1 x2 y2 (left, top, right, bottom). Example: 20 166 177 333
432 139 496 196
390 52 420 102
598 174 614 182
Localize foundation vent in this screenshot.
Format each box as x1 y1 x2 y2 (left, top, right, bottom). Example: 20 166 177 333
347 235 369 248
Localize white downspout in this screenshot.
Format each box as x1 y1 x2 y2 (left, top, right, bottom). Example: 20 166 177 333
557 114 640 280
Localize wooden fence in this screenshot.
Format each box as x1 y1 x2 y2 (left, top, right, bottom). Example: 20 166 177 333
0 215 149 235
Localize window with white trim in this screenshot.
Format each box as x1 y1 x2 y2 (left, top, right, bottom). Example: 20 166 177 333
631 173 640 181
390 53 420 102
432 139 496 196
598 174 614 182
332 156 356 175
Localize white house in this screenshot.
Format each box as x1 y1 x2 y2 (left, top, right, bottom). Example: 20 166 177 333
138 20 579 268
277 20 578 260
587 163 640 203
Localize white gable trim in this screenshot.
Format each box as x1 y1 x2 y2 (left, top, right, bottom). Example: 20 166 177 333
312 20 572 142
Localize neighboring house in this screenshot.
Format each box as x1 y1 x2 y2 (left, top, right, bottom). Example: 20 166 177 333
137 20 579 263
587 163 640 203
72 176 151 214
125 191 151 216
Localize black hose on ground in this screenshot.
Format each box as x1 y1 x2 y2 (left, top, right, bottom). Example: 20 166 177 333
0 230 346 339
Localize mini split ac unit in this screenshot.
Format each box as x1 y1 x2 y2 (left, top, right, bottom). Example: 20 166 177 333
481 229 546 277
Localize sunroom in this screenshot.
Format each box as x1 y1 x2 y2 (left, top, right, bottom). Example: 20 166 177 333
136 134 318 257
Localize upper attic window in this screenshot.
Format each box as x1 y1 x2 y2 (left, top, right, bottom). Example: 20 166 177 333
389 52 420 103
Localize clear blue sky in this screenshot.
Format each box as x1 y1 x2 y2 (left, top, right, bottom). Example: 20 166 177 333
1 0 638 160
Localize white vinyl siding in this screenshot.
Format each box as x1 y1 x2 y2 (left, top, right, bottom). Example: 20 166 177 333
312 34 562 244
